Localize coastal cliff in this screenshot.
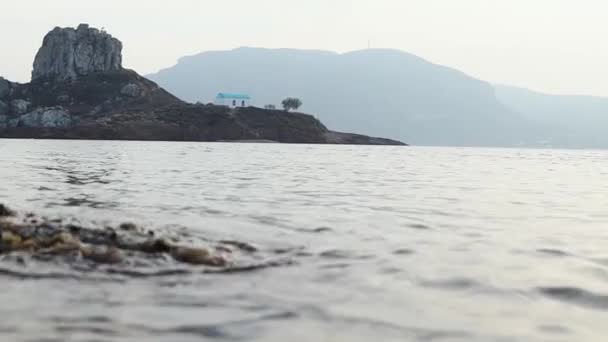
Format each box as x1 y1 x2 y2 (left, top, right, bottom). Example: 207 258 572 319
0 24 405 145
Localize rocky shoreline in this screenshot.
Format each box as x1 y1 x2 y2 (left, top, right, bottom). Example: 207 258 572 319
0 24 405 146
0 204 260 270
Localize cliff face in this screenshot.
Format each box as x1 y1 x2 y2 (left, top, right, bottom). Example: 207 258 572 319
32 24 122 81
0 24 405 146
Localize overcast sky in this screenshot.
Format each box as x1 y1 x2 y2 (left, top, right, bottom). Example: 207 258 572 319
1 0 607 96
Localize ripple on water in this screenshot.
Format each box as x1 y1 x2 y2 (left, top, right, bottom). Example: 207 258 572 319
319 249 374 260
393 248 415 255
4 141 608 341
144 311 299 340
320 263 351 270
299 308 475 341
405 223 432 230
538 287 608 311
295 226 334 234
55 324 119 337
536 248 571 257
418 277 482 291
50 315 114 324
0 265 125 283
537 324 572 335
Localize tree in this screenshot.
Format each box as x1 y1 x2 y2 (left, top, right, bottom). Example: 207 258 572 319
281 97 302 112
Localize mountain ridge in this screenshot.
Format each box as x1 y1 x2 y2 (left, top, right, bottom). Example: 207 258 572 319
149 46 608 148
494 84 608 148
148 47 532 146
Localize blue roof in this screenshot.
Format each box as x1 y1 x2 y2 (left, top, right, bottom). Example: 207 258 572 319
216 93 251 100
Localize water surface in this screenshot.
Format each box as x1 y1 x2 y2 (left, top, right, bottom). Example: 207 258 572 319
1 139 608 341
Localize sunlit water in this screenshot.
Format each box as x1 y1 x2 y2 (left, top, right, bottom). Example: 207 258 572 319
1 139 608 341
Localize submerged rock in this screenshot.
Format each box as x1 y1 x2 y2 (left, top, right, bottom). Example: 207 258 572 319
0 204 15 217
81 246 124 264
0 204 230 268
171 246 226 266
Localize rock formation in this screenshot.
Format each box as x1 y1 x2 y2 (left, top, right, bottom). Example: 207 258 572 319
10 99 31 114
18 107 71 128
0 78 12 118
31 24 122 81
0 77 9 98
0 204 235 268
0 24 405 145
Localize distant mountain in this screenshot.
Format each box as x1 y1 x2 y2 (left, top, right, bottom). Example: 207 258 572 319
494 85 608 148
148 47 541 146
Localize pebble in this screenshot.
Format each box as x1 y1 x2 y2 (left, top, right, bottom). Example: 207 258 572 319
119 222 138 231
81 246 124 264
2 231 22 249
172 246 226 266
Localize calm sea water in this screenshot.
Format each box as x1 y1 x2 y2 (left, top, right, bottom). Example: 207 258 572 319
1 139 608 341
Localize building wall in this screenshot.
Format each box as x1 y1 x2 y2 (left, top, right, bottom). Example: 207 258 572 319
214 98 249 108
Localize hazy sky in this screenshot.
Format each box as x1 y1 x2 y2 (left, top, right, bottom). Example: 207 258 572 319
2 0 607 96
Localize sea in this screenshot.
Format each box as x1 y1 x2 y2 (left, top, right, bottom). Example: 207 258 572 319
0 139 607 342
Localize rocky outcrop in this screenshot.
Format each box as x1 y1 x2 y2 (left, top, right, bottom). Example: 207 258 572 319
32 24 122 81
120 83 142 97
18 107 71 128
0 24 405 146
0 78 9 98
0 204 234 267
11 99 31 114
0 101 7 115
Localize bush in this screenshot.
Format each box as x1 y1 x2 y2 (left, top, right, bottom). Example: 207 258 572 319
281 98 302 112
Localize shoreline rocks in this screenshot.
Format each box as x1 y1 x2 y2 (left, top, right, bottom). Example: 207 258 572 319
0 204 232 267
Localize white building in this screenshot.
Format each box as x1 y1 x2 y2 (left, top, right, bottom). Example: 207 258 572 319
214 93 251 108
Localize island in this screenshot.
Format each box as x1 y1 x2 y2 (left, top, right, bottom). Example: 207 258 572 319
0 24 405 146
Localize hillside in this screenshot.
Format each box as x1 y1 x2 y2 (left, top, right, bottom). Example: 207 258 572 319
148 47 535 146
494 85 608 148
0 25 404 146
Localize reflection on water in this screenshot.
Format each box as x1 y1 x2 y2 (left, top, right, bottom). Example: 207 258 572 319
1 139 608 341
